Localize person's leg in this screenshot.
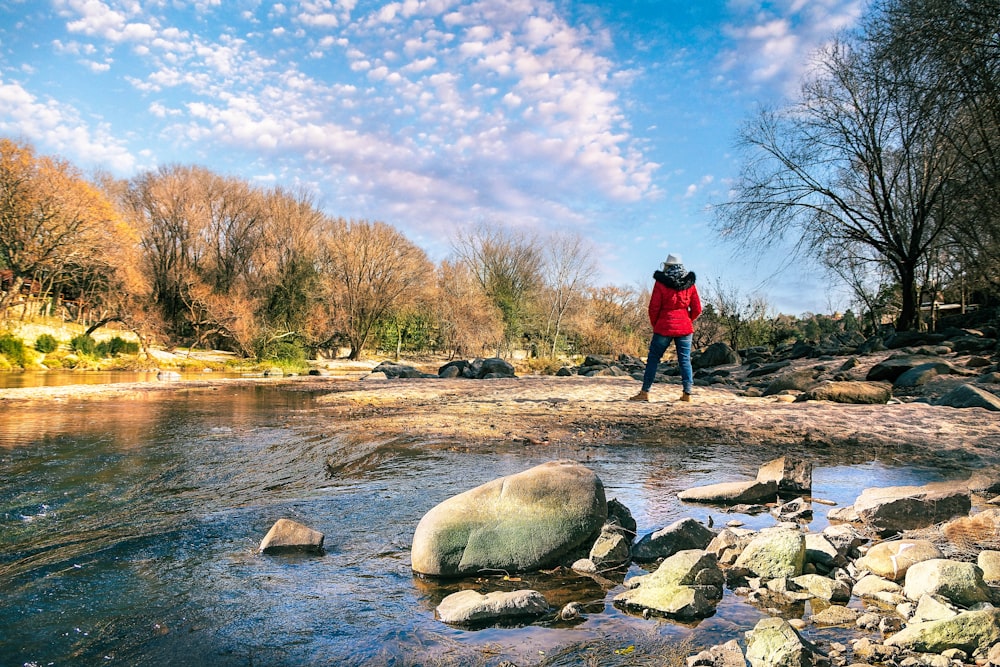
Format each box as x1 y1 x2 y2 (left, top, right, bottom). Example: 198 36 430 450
640 333 669 392
675 334 693 396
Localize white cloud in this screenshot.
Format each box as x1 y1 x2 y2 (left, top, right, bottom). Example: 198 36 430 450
0 77 135 173
721 0 863 94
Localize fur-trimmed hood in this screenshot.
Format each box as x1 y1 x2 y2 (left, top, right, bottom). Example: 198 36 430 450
653 269 696 291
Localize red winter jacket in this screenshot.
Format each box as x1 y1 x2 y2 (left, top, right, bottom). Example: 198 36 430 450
648 270 702 337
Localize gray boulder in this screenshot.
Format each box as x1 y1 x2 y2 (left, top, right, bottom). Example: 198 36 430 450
761 369 819 396
903 559 993 607
867 355 943 382
632 517 715 563
589 526 631 569
893 361 955 389
614 549 724 619
435 589 549 625
828 482 971 536
410 460 606 576
477 357 516 378
935 384 1000 411
372 361 432 378
694 342 740 369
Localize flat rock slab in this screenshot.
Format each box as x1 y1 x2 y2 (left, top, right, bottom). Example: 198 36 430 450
436 589 549 625
678 480 778 505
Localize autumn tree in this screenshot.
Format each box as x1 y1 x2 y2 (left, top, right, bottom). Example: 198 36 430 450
319 218 432 360
0 138 124 316
435 259 505 358
576 285 647 356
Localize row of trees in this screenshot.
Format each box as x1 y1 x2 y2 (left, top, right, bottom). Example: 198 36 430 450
2 137 880 362
717 0 1000 332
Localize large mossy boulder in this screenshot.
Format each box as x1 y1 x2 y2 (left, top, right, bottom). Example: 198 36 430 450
411 460 607 577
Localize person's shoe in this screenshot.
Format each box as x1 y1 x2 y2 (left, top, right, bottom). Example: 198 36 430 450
629 390 649 402
679 392 692 402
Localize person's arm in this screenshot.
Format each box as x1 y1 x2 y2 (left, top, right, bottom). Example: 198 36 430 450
648 284 661 326
689 285 702 321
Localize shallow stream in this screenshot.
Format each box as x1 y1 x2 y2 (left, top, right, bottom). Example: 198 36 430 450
0 384 958 666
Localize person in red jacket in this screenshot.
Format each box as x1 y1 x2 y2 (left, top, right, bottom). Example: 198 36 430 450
630 253 702 402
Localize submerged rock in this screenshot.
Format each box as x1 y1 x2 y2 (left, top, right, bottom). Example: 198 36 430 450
410 460 606 576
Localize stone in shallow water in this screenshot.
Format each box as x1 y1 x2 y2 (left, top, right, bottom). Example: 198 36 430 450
258 518 324 554
435 589 549 625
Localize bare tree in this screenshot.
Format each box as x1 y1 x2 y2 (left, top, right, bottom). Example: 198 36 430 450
704 278 772 351
540 232 596 358
435 260 505 359
716 30 969 331
451 223 543 357
320 218 432 360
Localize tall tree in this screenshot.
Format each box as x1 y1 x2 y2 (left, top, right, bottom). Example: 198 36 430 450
873 0 1000 299
716 29 968 330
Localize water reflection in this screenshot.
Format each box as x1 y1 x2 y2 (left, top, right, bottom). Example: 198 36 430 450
0 385 952 666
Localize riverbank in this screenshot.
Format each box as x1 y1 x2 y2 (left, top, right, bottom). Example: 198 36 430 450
4 359 1000 471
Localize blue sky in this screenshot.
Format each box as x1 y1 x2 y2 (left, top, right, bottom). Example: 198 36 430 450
0 0 865 315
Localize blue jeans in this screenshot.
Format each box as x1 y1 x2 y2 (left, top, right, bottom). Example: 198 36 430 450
641 333 693 394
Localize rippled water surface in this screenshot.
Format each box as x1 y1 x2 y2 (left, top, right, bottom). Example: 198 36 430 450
0 385 954 666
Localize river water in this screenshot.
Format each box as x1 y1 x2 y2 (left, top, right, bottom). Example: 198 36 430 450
0 383 955 666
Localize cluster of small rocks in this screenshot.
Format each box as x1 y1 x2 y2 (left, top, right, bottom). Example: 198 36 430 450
365 357 517 380
407 456 1000 667
556 325 1000 410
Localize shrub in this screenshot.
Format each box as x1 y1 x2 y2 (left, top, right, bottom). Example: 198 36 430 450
96 336 139 357
70 334 97 356
0 334 29 368
35 333 59 354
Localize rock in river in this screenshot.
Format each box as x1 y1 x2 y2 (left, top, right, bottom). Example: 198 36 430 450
410 460 607 577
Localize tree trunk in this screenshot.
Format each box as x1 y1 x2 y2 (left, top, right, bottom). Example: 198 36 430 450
897 264 919 331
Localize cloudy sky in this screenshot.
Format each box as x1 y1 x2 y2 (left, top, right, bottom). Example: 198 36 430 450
0 0 865 314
